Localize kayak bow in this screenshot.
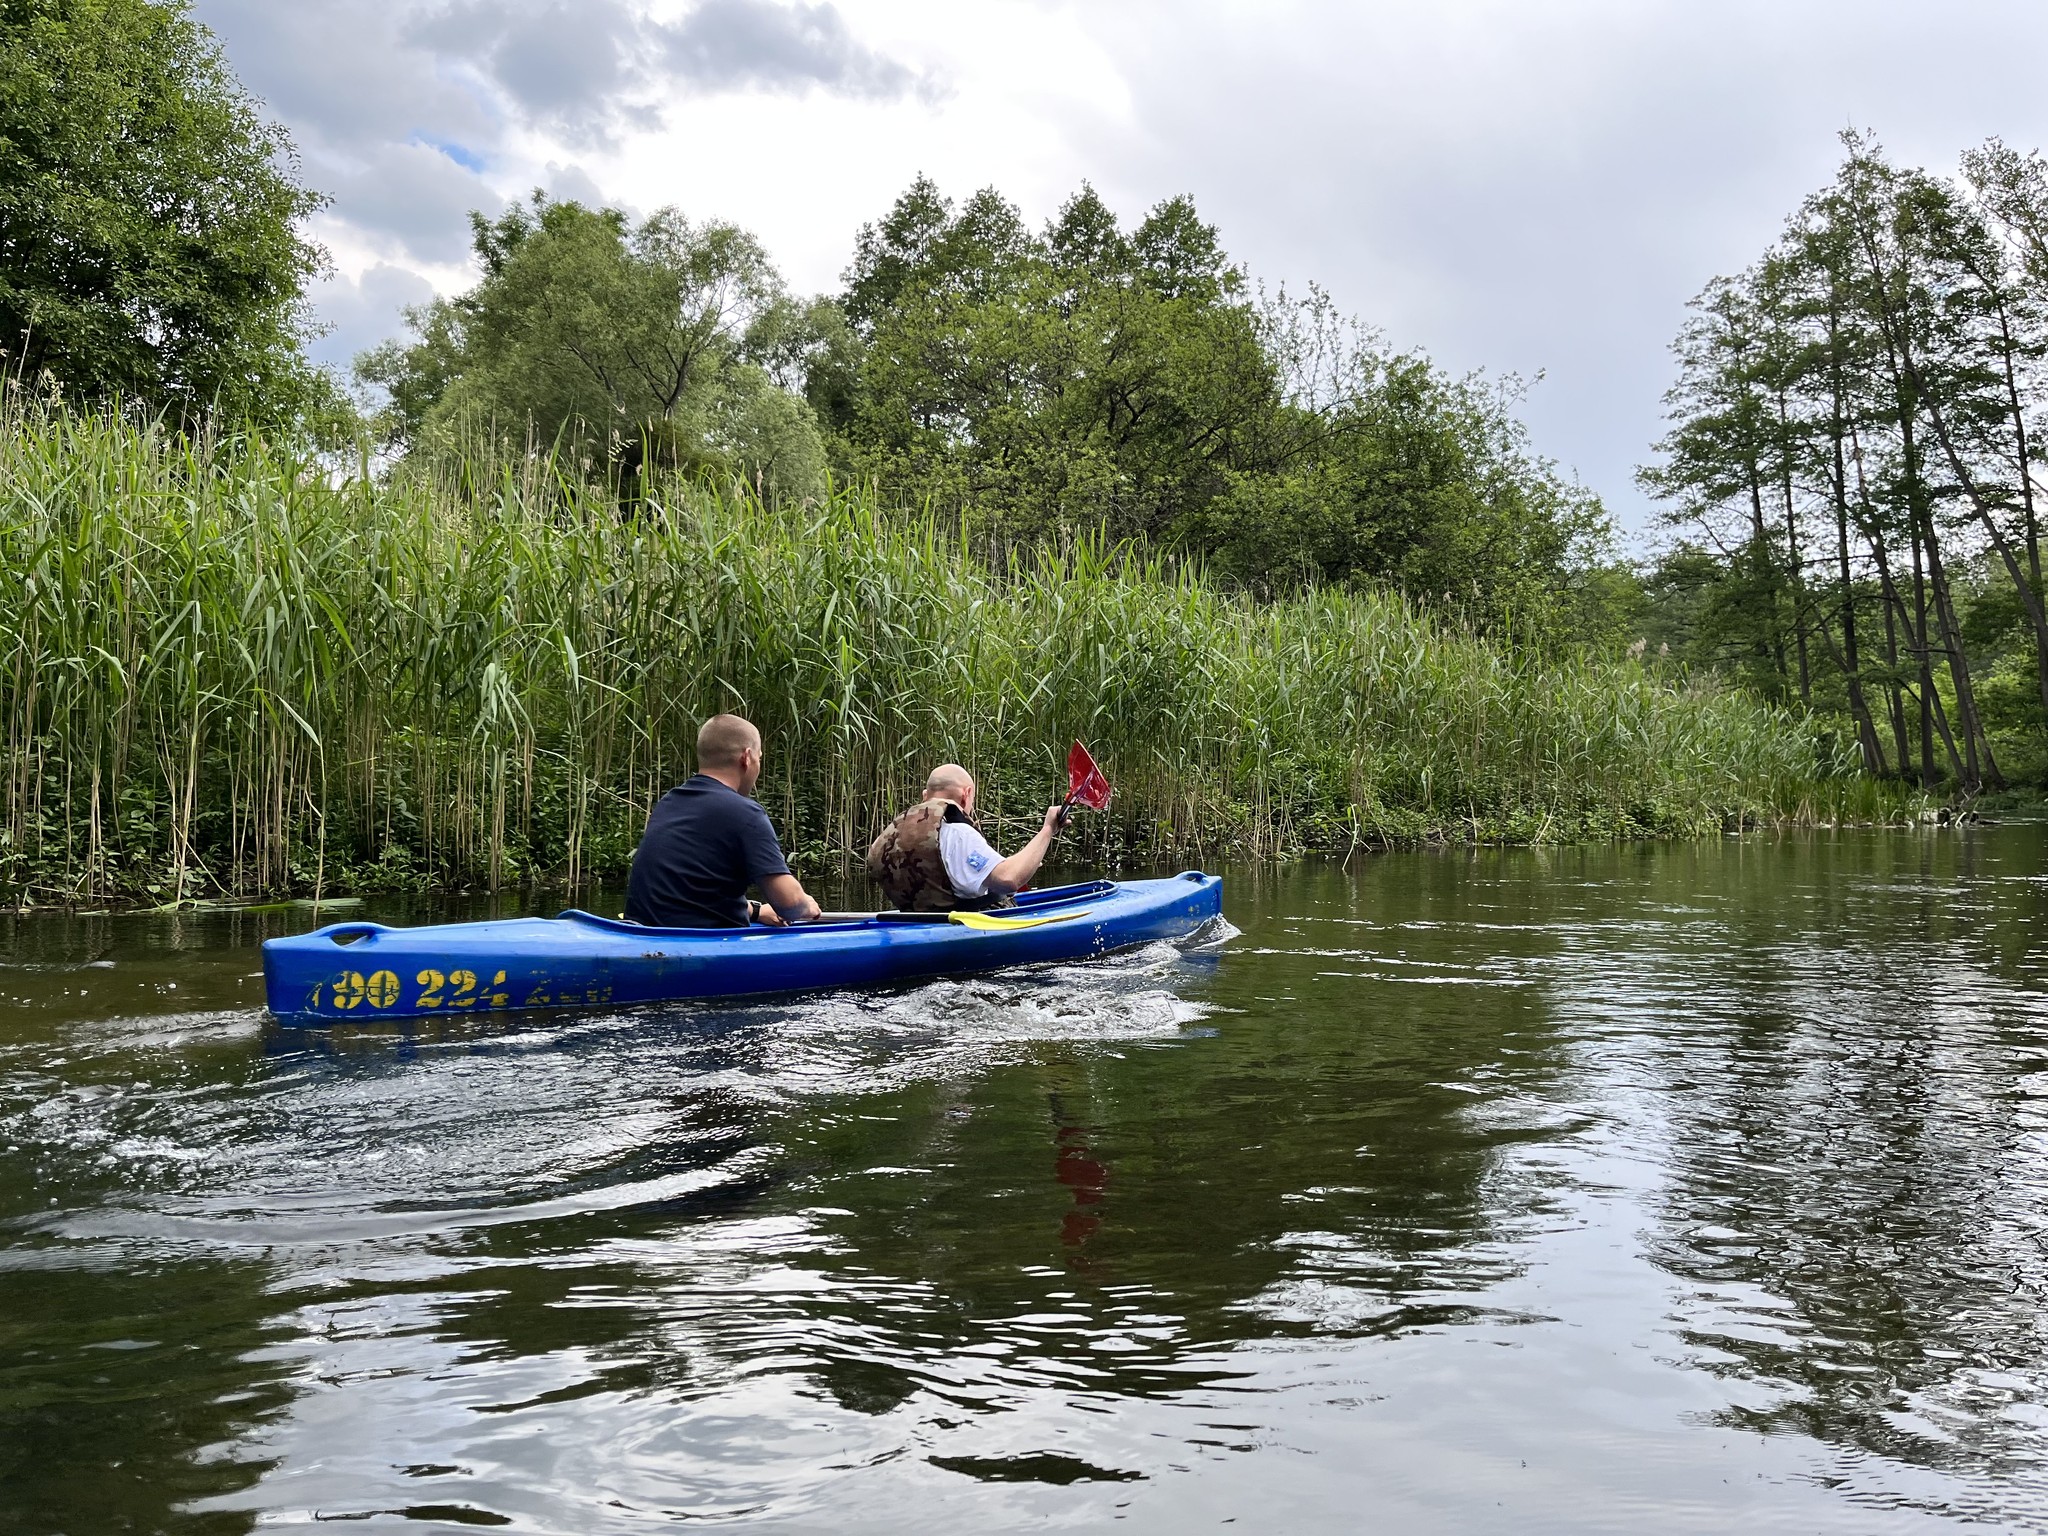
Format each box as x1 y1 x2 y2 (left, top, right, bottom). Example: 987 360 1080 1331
262 873 1222 1025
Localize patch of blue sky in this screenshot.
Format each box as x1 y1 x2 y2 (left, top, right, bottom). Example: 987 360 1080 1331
411 134 486 173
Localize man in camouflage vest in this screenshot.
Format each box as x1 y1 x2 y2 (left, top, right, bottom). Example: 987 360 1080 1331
865 764 1066 912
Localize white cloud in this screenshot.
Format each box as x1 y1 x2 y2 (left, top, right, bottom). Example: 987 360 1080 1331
305 264 439 377
543 162 616 214
324 141 503 265
659 0 927 98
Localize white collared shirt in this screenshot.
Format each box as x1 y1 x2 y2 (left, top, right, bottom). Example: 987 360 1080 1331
938 821 1002 898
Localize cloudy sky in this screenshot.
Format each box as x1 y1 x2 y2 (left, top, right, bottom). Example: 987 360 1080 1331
193 0 2048 539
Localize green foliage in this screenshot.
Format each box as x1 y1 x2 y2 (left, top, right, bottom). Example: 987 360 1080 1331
1642 132 2048 792
0 398 1867 903
826 181 1266 539
1190 340 1618 634
1641 540 1806 700
0 0 328 423
813 178 1621 633
359 193 828 499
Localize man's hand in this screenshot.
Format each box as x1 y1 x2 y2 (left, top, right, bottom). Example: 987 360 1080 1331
987 807 1067 896
753 901 787 927
758 872 820 924
1042 803 1066 834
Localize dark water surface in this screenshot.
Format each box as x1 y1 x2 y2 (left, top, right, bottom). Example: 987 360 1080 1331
8 831 2048 1532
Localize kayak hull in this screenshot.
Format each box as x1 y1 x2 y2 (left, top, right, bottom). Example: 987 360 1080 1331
261 873 1223 1025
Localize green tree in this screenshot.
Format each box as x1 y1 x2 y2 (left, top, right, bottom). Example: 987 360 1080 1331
360 194 827 500
1640 273 1801 700
826 182 1274 542
1197 302 1615 631
0 0 327 422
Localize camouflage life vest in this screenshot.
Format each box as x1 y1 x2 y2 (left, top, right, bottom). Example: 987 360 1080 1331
864 799 1010 912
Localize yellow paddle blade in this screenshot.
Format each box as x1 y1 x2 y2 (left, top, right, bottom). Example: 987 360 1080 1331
947 907 1093 931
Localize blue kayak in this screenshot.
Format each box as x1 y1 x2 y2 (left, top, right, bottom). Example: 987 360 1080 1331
262 873 1223 1025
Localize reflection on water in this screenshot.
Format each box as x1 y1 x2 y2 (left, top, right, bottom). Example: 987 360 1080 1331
6 834 2048 1530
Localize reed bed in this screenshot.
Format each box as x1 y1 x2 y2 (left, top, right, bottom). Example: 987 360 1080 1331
0 401 1872 903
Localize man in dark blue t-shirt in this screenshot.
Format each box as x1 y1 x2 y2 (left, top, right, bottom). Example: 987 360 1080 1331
624 714 822 928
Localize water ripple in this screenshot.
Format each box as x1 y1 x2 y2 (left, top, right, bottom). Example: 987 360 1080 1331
9 841 2048 1530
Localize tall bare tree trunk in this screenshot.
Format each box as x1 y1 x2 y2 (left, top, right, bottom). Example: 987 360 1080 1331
1877 578 1913 777
1777 392 1813 703
1830 449 1884 770
1849 428 1915 776
1901 402 1998 790
1856 212 1998 791
1908 525 1944 789
1744 463 1789 692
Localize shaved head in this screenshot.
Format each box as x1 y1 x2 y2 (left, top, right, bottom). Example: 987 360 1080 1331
923 763 974 803
697 713 761 770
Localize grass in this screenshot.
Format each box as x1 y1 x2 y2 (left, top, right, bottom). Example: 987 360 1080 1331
0 397 1891 904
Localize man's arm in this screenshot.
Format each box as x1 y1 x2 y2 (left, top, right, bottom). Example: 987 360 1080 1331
756 872 820 925
982 805 1065 897
742 804 818 924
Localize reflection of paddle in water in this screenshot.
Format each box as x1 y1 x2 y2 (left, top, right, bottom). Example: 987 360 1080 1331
1048 1091 1109 1262
1056 1125 1107 1246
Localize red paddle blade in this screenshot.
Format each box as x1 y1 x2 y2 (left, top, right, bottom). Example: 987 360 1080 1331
1066 740 1112 811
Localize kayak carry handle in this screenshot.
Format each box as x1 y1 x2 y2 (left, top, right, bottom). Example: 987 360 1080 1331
317 922 391 946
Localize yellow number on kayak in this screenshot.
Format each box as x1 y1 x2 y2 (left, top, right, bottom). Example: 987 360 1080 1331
416 969 445 1008
331 971 365 1009
364 970 400 1008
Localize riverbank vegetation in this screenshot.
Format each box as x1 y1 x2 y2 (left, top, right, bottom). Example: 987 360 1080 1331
0 0 1890 903
0 401 1869 904
1642 132 2048 795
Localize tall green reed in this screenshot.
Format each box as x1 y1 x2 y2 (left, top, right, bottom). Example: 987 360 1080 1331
0 399 1870 902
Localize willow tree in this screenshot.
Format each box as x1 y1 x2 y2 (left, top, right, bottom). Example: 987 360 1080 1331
359 194 828 500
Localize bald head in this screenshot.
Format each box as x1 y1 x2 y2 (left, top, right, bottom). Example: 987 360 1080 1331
697 714 761 771
923 764 974 806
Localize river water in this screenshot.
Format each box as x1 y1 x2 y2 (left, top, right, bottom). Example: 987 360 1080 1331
6 829 2048 1532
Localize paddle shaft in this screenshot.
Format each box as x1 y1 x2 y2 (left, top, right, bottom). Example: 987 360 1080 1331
816 910 981 924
